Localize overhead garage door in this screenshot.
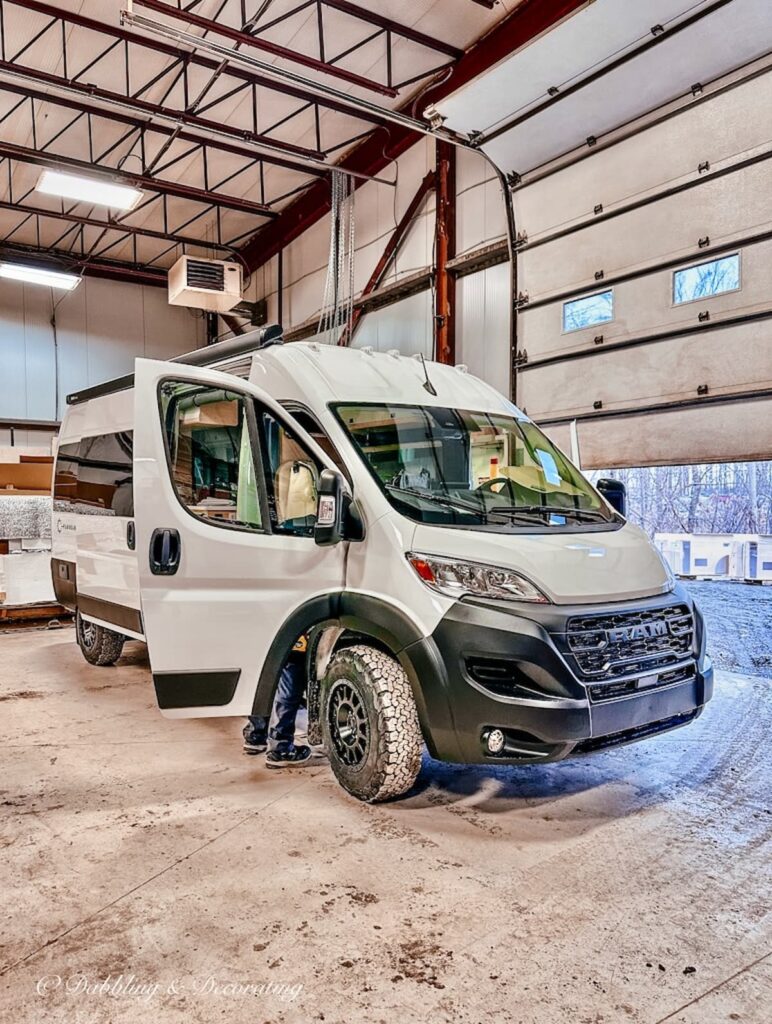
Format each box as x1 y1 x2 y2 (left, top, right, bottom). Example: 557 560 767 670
436 0 772 468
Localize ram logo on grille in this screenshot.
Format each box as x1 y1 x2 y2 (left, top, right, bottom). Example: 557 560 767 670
607 621 669 644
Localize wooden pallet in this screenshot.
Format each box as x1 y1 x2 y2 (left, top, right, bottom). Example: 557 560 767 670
0 602 72 624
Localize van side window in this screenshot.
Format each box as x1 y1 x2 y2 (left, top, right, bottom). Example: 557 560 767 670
53 442 81 510
53 432 134 515
257 408 320 537
161 382 263 532
280 405 349 482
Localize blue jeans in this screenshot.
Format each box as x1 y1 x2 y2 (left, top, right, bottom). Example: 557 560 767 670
248 659 305 753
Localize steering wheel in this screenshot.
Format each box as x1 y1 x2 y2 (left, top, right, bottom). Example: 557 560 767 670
477 477 517 499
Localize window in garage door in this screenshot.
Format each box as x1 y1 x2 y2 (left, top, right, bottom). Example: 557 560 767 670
673 254 740 304
562 290 614 332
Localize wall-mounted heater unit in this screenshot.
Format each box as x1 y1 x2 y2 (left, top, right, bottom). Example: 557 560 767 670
168 256 242 312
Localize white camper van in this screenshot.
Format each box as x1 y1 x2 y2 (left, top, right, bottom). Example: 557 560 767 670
51 328 713 802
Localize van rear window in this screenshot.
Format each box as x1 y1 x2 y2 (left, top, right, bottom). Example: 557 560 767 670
54 432 134 516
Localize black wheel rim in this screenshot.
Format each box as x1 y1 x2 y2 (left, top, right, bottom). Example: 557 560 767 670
328 681 369 767
79 616 97 650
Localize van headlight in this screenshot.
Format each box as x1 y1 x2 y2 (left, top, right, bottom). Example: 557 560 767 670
407 553 549 603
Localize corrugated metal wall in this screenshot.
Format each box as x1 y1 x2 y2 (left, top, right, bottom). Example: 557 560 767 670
456 263 510 387
0 276 205 447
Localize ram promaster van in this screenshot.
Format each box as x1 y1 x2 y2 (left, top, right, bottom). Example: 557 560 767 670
51 328 713 802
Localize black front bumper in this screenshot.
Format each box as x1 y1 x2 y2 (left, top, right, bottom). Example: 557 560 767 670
405 585 713 765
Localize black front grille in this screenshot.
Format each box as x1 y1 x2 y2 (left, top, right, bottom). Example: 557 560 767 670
588 663 695 703
566 604 694 680
186 259 225 291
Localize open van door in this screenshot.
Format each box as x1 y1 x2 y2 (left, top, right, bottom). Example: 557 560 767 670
132 358 347 718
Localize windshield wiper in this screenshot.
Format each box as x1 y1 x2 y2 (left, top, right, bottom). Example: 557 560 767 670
385 485 482 516
489 504 610 522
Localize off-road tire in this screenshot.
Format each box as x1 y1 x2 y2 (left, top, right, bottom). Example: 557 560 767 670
320 645 422 802
75 610 125 666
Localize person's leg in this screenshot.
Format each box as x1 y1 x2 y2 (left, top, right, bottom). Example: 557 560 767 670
266 660 325 767
242 714 268 755
268 661 305 752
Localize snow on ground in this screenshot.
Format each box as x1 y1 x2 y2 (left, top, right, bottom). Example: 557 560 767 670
682 579 772 679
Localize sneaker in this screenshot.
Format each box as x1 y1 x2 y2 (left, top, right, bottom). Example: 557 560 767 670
265 744 326 769
243 725 268 755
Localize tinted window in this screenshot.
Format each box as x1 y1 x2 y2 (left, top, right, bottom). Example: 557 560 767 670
54 432 134 515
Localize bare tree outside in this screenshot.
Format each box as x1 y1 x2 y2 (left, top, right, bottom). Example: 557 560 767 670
673 254 740 304
587 461 772 537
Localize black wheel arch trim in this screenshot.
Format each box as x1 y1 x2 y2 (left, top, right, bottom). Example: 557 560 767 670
251 593 341 718
250 591 460 760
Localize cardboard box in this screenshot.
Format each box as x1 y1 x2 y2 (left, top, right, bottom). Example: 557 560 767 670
0 463 53 491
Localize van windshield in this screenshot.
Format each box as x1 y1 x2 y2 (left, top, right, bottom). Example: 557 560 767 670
333 403 618 529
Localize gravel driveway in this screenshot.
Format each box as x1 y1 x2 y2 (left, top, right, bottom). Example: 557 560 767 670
682 579 772 678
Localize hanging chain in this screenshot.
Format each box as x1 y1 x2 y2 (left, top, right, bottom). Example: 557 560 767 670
318 170 355 344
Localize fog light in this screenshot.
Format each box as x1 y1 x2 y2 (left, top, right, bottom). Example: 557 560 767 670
486 728 506 755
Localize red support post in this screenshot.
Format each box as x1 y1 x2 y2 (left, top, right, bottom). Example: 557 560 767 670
434 141 456 365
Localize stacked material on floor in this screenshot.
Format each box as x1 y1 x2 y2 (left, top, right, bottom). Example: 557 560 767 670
0 453 56 608
655 533 772 582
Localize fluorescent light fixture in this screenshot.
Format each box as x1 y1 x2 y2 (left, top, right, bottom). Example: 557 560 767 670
0 262 81 291
36 169 143 211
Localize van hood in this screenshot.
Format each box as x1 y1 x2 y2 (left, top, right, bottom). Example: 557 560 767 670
410 521 673 605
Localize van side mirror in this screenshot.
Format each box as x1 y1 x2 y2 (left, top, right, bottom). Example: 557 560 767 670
597 477 627 517
314 469 345 546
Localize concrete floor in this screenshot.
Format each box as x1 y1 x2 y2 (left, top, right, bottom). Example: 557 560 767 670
1 627 770 1024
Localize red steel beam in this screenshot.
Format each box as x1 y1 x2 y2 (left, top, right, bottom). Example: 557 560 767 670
434 140 456 364
241 0 589 271
338 169 435 346
9 1 389 128
0 199 233 252
0 65 330 178
320 1 462 59
0 140 276 217
0 240 168 286
132 0 398 97
0 61 321 160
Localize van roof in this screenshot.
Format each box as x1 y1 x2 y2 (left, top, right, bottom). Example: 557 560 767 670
63 338 525 423
244 343 524 417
